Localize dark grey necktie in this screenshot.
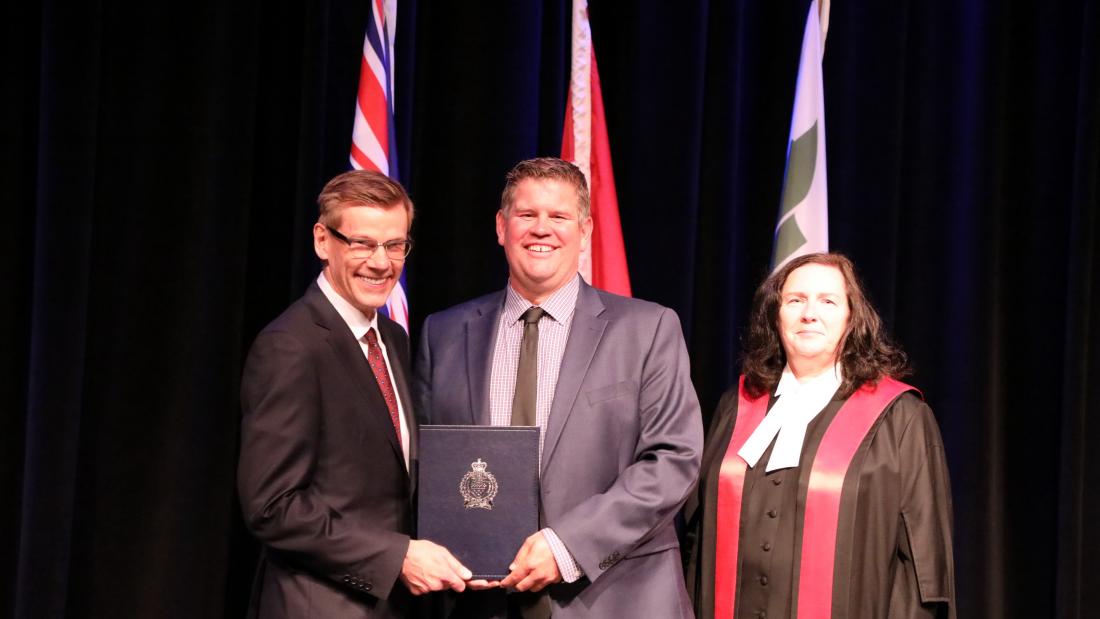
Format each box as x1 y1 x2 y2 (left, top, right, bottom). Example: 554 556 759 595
510 307 546 427
509 307 552 619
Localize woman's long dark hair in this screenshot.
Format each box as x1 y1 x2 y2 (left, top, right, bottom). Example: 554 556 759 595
741 253 910 399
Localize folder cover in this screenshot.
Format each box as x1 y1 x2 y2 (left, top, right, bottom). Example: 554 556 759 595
417 425 540 579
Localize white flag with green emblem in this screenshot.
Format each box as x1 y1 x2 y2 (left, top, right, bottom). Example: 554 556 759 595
772 0 830 271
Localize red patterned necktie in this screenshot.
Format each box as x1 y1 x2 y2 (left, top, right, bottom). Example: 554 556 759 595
365 328 401 447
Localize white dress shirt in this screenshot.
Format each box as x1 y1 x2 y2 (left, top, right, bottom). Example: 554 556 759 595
317 273 410 470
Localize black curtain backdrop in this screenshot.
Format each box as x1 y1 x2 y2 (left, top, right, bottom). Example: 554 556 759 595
3 1 1098 617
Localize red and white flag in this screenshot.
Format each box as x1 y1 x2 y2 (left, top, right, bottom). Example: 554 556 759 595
561 0 632 297
350 0 409 330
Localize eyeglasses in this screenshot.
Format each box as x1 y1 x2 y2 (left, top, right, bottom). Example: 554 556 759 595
326 226 413 260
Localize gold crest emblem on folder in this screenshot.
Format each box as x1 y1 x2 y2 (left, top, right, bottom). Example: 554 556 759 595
459 458 499 510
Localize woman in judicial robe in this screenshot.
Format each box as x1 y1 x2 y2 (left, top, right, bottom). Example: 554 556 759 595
684 253 955 618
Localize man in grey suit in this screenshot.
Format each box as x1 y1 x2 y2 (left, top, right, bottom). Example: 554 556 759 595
415 158 703 617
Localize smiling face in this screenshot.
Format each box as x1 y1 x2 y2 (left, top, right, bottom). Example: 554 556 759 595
777 262 851 378
314 203 409 319
496 178 593 305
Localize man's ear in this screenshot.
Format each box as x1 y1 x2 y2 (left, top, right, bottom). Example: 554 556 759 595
313 222 330 262
580 216 593 251
496 210 507 247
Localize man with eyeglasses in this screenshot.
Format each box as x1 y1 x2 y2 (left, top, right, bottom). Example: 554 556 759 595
238 170 471 619
415 158 703 617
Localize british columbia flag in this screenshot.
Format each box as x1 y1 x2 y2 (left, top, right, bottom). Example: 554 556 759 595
350 0 409 331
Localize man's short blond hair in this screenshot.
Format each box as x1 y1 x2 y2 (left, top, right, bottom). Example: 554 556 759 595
317 170 414 229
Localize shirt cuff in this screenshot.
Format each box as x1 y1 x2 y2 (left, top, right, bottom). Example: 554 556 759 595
541 528 584 583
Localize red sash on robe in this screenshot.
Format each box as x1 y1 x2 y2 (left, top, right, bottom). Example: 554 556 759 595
713 376 915 619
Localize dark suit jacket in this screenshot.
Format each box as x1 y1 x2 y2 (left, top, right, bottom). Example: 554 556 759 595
415 280 703 618
238 281 418 619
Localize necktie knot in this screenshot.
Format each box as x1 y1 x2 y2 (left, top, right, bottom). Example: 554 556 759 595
365 328 379 346
521 306 546 325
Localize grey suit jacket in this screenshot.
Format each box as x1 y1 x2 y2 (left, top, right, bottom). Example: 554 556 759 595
415 280 702 618
238 282 418 619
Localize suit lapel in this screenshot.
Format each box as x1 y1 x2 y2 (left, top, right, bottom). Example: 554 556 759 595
541 283 607 470
306 284 407 473
465 293 503 426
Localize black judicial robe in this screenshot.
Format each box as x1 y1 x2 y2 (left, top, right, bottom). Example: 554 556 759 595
683 384 956 619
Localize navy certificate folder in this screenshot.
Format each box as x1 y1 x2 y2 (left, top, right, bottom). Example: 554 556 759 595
417 425 540 579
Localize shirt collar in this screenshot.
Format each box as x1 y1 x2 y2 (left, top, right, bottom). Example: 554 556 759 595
502 275 580 326
317 272 379 341
774 363 843 399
